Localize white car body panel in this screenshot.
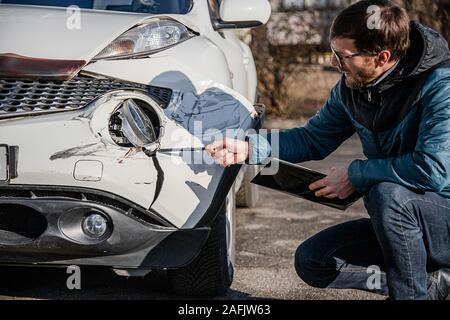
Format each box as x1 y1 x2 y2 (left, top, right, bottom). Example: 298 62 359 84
0 83 256 228
0 1 256 100
83 36 233 90
0 5 149 60
0 0 269 229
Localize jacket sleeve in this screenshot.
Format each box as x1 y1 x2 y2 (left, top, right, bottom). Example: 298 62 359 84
348 69 450 194
247 81 355 164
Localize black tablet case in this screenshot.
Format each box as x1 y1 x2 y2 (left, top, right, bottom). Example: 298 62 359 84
251 158 361 210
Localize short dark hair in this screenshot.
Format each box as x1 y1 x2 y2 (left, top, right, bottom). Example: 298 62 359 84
330 0 410 60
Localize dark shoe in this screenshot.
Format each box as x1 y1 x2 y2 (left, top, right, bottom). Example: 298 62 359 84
428 268 450 300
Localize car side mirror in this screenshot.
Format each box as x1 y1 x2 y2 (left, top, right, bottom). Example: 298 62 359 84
214 0 271 30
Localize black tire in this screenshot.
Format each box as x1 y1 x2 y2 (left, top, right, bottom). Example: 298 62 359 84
236 165 259 208
168 201 233 297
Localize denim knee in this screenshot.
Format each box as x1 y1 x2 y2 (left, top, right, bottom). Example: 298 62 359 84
364 182 423 238
364 182 411 219
294 241 335 288
366 182 408 204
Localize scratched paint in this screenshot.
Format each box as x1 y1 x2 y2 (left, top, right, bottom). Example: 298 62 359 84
118 147 143 164
49 142 107 161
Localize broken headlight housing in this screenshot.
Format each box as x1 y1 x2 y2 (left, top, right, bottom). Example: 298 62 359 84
93 19 196 60
109 98 161 149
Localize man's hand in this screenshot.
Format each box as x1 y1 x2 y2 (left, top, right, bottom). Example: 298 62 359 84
205 138 249 167
309 165 355 199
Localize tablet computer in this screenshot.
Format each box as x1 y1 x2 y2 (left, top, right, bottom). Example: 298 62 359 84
250 158 361 210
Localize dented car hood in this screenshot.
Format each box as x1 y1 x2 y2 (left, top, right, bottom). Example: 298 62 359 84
0 4 161 61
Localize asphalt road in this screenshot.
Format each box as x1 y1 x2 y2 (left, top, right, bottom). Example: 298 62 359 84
0 130 382 300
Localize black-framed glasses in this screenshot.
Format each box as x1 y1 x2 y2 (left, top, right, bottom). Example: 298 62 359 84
330 45 364 68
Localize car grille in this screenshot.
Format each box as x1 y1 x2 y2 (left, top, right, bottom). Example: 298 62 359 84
0 76 172 119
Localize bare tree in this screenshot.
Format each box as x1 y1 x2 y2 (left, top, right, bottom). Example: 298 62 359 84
394 0 450 44
250 11 324 116
252 0 449 116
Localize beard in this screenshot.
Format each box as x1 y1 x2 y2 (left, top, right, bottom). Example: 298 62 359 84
342 61 378 89
344 68 378 89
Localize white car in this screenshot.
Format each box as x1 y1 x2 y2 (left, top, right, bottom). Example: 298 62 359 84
0 0 271 296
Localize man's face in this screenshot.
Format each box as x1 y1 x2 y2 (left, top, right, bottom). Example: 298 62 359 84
330 38 378 89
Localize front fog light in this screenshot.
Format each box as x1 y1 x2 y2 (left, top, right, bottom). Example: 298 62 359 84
82 213 108 238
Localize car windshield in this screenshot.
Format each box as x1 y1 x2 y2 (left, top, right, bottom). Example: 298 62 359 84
0 0 193 14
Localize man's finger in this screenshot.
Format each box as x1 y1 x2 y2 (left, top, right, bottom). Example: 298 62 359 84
210 150 226 166
309 178 328 190
206 139 225 153
212 149 228 160
324 193 338 199
223 138 240 153
315 186 334 197
223 153 237 167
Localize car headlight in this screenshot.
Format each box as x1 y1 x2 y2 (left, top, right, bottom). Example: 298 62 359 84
117 99 158 148
93 20 196 60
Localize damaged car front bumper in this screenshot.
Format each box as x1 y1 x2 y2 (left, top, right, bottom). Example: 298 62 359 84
0 75 265 269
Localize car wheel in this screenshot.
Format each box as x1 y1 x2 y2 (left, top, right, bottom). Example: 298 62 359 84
236 165 259 208
168 192 235 297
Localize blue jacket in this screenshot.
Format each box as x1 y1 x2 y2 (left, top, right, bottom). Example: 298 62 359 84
248 22 450 198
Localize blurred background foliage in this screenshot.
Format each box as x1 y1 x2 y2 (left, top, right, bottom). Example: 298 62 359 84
246 0 450 119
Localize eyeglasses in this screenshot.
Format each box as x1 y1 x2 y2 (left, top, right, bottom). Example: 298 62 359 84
330 45 364 69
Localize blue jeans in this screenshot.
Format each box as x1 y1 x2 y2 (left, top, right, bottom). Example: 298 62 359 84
294 182 450 300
